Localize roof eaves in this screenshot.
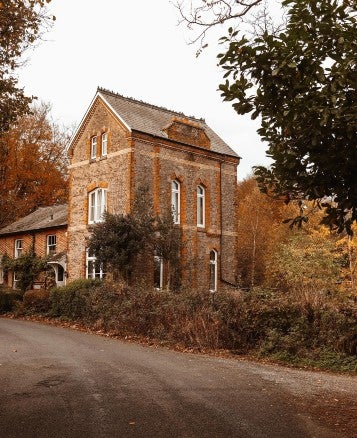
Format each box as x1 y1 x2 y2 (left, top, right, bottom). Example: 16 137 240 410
138 131 240 160
66 90 133 153
0 222 67 237
97 90 132 132
66 92 100 152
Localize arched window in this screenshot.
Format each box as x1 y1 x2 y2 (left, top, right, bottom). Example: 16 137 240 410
171 180 180 224
209 249 218 292
88 188 107 224
197 185 205 227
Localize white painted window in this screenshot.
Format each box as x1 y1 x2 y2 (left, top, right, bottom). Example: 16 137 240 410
209 249 218 292
13 271 19 289
91 136 97 159
14 239 23 258
86 250 105 279
88 188 107 224
101 132 108 156
197 185 205 228
47 235 57 255
171 180 180 224
154 253 164 290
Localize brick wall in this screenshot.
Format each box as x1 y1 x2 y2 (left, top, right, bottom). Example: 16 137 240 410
0 227 67 287
132 135 238 290
67 98 131 280
67 97 239 290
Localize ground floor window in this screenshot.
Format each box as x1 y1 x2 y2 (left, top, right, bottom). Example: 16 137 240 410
154 253 164 289
13 271 19 289
209 249 218 292
86 250 106 279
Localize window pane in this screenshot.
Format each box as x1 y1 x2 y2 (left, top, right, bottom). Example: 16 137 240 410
102 133 107 156
197 186 205 227
89 192 96 222
209 250 217 292
154 255 163 289
171 181 180 224
15 240 23 258
91 136 97 158
47 235 56 255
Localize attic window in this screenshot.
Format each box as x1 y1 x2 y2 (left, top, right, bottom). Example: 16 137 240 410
91 136 97 159
101 133 108 156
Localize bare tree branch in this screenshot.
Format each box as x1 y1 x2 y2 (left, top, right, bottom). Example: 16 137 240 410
174 0 262 47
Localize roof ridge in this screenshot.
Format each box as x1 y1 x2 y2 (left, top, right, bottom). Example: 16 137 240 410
97 86 205 123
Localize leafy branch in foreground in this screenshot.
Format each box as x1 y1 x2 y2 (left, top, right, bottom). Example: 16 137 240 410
218 0 356 233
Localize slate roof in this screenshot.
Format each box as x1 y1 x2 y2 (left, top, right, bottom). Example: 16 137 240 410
97 87 239 158
0 204 68 236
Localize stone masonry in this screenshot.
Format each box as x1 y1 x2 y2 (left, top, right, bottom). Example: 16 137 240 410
66 88 240 290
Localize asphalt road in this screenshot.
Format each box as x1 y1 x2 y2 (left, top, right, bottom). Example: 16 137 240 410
0 318 356 438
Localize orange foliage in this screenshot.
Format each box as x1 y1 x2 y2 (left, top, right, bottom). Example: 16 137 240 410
0 103 69 228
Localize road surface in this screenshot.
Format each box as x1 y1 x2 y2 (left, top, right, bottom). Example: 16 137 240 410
0 318 356 437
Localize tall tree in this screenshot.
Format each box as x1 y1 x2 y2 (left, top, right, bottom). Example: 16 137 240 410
236 176 285 289
0 102 69 228
217 0 356 233
0 0 54 134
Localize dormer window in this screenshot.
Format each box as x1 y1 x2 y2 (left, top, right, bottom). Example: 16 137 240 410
101 133 108 157
91 136 97 159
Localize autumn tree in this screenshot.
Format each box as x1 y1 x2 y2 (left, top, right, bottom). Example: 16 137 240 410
236 176 285 289
0 102 69 228
0 0 54 134
266 223 340 307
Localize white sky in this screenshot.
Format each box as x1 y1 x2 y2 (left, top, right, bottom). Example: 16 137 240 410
17 0 271 180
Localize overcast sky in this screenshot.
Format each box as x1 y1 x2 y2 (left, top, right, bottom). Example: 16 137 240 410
18 0 271 179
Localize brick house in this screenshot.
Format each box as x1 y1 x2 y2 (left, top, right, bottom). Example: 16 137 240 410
0 87 240 291
0 204 68 288
67 88 240 290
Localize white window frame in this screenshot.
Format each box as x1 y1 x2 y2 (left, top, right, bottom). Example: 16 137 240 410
209 249 218 292
88 188 107 224
197 185 205 228
171 180 180 224
154 253 164 290
101 132 108 157
91 136 97 159
14 239 23 258
13 271 19 289
86 250 105 279
47 235 57 255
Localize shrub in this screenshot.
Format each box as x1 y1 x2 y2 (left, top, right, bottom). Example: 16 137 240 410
0 286 22 313
50 279 101 319
23 289 50 313
19 278 355 372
